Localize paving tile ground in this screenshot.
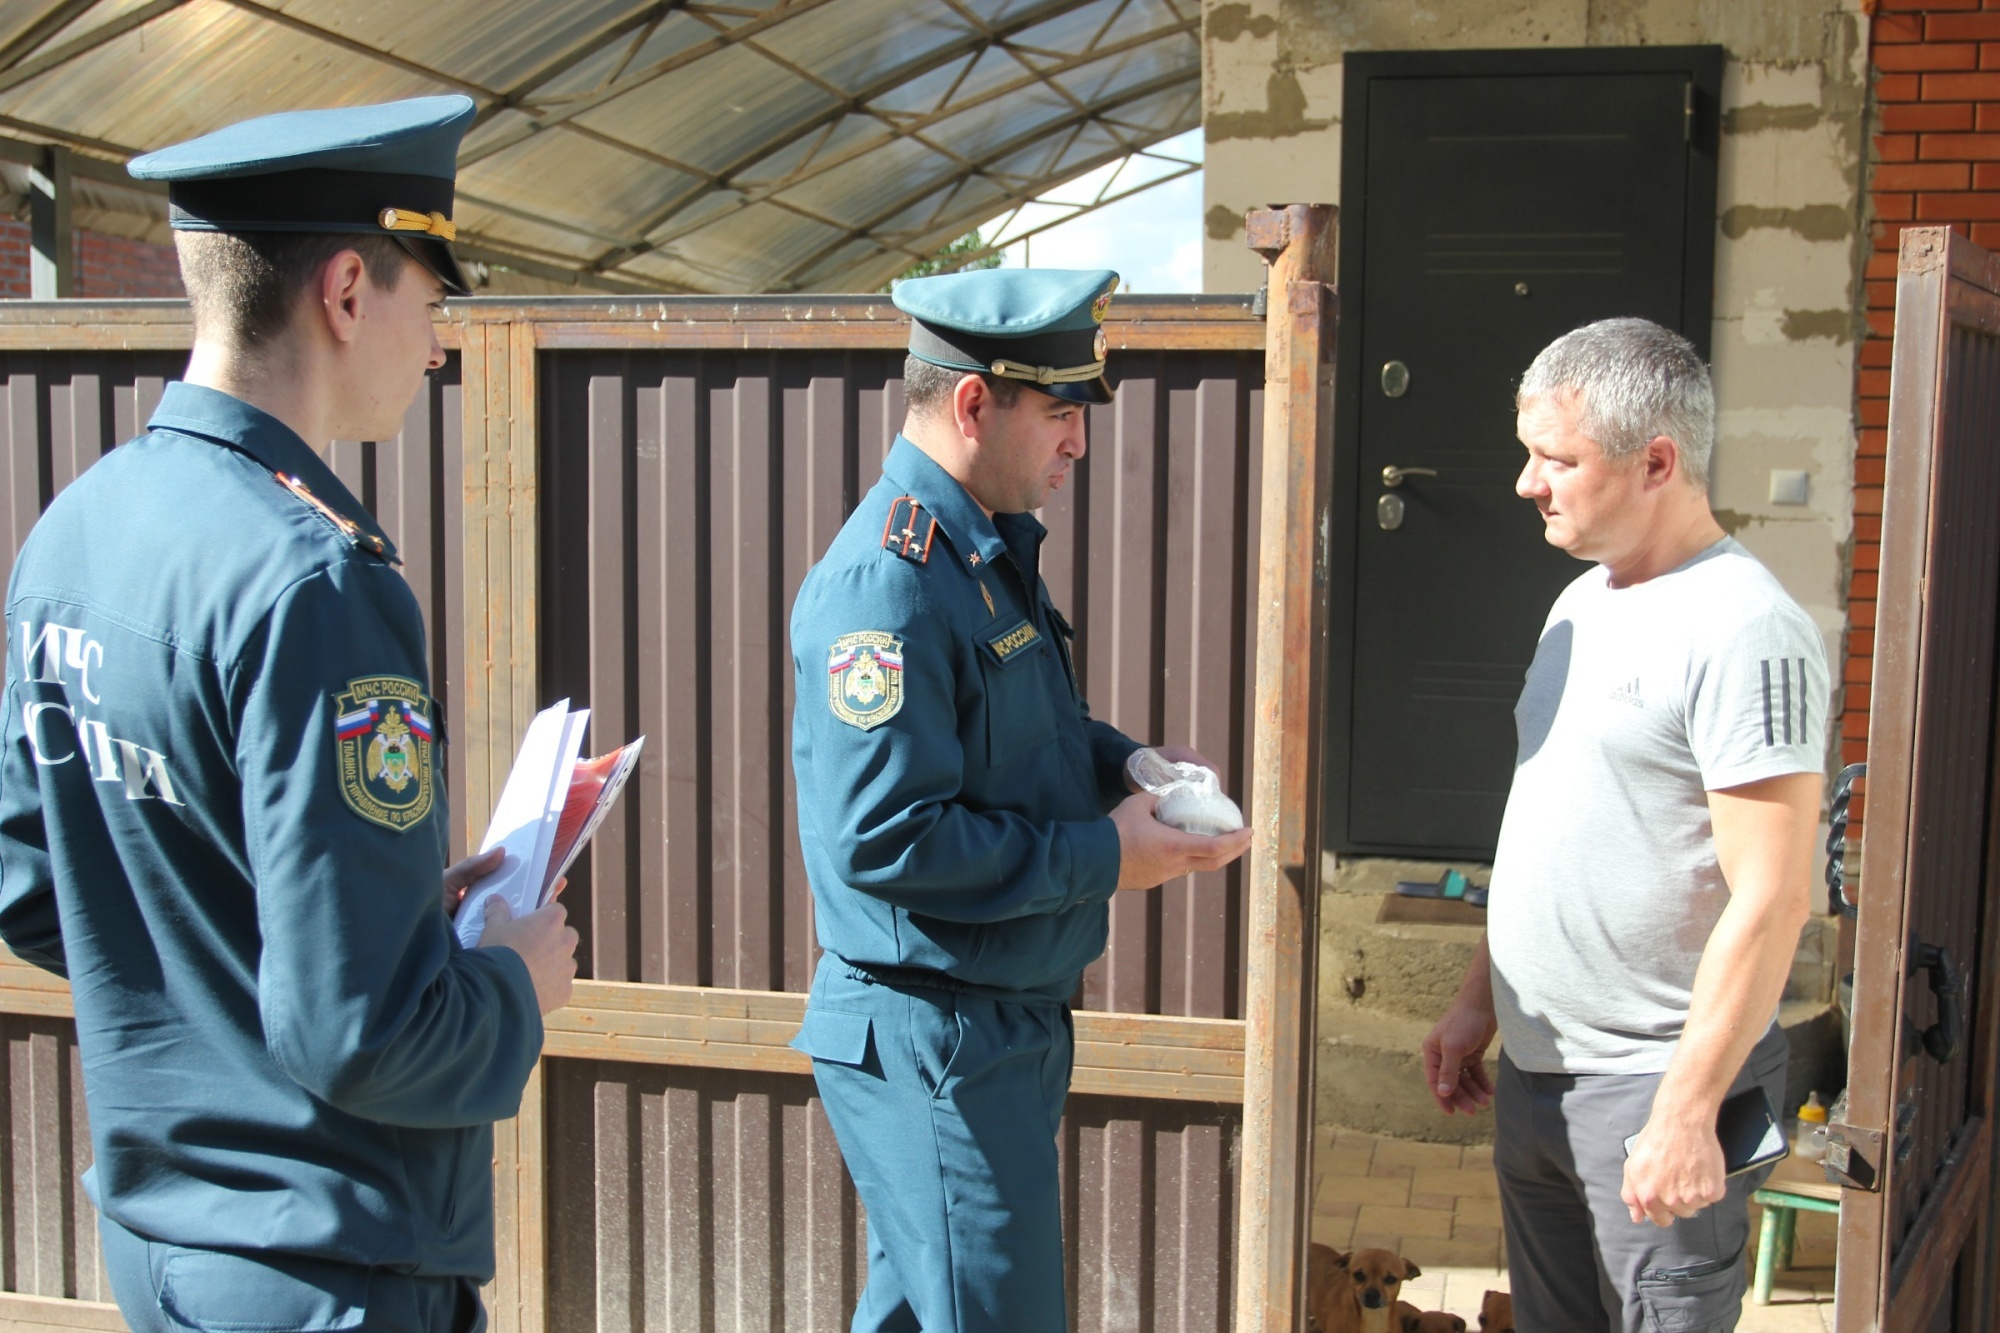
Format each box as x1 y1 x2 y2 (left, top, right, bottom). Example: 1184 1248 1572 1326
1311 1128 1838 1329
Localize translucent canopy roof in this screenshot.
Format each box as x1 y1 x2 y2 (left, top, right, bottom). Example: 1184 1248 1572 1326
0 0 1200 293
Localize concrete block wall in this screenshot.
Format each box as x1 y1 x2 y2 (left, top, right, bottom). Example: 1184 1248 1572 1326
1200 0 1869 711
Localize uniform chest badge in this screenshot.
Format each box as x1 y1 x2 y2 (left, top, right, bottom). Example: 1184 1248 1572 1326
982 618 1042 666
333 675 436 831
827 632 905 730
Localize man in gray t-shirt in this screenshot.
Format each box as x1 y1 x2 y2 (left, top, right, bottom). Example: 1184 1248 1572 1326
1422 318 1826 1333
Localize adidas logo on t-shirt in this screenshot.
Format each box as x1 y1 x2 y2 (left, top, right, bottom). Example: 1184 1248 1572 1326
1608 677 1644 708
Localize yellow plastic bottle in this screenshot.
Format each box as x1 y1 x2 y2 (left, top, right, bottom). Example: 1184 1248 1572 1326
1794 1091 1829 1161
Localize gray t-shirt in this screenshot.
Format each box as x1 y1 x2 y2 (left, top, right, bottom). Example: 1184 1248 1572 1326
1486 537 1828 1074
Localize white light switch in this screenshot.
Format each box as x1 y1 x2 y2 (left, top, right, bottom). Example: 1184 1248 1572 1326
1769 470 1809 505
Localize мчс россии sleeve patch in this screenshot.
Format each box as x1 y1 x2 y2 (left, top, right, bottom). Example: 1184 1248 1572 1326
333 675 436 831
827 632 905 730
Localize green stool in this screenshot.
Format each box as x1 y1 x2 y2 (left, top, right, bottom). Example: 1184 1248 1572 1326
1749 1157 1843 1304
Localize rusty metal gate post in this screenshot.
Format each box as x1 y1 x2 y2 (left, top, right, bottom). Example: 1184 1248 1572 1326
1235 203 1337 1333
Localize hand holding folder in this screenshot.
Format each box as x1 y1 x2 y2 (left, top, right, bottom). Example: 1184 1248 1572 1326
455 700 644 950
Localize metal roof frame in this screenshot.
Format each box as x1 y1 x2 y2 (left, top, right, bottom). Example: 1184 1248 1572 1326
0 0 1199 294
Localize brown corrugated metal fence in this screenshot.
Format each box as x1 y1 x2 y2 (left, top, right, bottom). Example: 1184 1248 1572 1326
0 351 176 1316
0 295 1277 1332
536 341 1264 1010
530 324 1265 1331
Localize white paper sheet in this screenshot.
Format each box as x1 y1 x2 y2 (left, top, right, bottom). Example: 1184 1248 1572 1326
455 700 589 949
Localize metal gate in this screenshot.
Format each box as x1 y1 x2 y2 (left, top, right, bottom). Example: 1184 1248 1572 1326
1834 226 2000 1331
0 223 1338 1333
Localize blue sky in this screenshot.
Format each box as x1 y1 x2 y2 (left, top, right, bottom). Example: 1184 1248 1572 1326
987 128 1203 293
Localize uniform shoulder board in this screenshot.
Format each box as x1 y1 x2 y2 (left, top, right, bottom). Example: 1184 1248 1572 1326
276 472 398 563
880 495 938 565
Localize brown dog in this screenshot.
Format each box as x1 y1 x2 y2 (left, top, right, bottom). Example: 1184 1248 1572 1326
1306 1243 1359 1333
1348 1248 1421 1333
1478 1290 1515 1333
1397 1303 1466 1333
1306 1244 1422 1333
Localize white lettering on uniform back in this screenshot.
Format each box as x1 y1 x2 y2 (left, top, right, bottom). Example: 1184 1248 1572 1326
14 621 181 803
65 629 103 704
19 622 64 685
78 718 121 784
113 739 182 806
18 623 102 703
21 702 74 765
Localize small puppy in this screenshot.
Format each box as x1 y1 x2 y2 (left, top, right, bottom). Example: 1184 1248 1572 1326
1348 1248 1421 1333
1306 1244 1422 1333
1397 1303 1465 1333
1478 1290 1515 1333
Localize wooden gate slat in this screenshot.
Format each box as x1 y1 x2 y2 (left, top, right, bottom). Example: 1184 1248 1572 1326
1883 1117 1989 1333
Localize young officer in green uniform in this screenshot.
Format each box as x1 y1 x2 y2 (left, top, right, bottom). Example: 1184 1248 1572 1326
0 97 578 1333
789 268 1254 1333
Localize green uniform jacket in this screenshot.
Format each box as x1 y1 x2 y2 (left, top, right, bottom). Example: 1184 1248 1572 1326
790 435 1138 1001
0 382 541 1277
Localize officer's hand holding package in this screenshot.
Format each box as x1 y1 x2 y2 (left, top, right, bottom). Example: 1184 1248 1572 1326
1112 746 1252 889
447 846 579 1014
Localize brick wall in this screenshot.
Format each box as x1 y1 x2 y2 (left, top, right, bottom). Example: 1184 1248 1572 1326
1851 1 2000 772
75 227 184 298
0 218 183 298
0 220 23 297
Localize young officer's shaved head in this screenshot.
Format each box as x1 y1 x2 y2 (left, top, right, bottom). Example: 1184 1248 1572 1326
176 231 407 350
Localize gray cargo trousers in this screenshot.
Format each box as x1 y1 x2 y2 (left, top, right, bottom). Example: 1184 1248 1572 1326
1494 1025 1788 1332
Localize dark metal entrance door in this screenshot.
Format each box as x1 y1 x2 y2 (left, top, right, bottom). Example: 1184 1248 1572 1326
1833 227 2000 1332
1326 47 1721 857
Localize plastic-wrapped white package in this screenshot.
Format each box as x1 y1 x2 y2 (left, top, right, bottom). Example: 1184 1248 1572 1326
1157 773 1245 836
1124 748 1245 836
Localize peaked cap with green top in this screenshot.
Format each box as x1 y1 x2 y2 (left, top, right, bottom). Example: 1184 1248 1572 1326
127 95 477 295
893 268 1120 405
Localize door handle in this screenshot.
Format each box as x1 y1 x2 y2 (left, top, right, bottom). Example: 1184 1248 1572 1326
1824 762 1864 918
1905 939 1964 1065
1381 465 1438 488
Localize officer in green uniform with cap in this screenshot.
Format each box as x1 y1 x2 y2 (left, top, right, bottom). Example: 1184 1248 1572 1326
0 96 578 1332
789 268 1253 1332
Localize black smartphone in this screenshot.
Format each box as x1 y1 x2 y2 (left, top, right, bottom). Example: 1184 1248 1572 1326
1622 1086 1788 1177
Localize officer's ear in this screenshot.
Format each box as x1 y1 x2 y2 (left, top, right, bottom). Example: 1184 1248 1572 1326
316 249 371 346
951 370 999 442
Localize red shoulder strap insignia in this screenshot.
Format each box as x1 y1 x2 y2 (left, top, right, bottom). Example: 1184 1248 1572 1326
881 495 938 565
276 472 395 562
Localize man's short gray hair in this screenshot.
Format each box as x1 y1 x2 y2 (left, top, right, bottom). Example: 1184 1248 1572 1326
1516 317 1716 490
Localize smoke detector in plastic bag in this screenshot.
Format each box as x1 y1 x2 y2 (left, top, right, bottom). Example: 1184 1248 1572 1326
1124 748 1245 836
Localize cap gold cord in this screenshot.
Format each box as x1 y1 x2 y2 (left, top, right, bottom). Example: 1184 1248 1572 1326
378 207 456 241
987 357 1104 386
